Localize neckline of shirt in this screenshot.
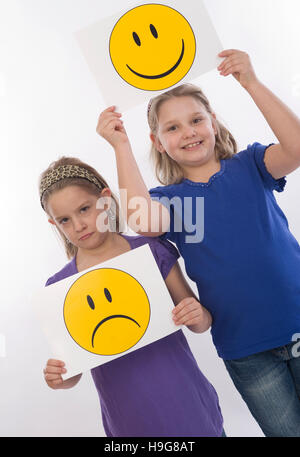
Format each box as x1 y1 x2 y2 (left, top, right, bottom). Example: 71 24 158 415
183 160 226 187
71 233 135 274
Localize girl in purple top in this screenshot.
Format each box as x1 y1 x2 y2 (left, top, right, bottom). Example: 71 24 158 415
39 156 224 437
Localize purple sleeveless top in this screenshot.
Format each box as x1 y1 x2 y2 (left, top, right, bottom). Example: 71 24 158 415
46 235 223 437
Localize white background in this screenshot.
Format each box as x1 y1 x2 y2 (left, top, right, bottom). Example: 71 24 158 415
0 0 299 437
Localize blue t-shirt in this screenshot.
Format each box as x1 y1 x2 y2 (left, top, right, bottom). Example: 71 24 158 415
150 143 300 360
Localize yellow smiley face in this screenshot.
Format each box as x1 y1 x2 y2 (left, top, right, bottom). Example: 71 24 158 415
64 269 150 355
109 4 196 91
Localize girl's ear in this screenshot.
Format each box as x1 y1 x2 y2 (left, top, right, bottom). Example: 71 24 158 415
48 218 56 226
100 187 112 199
150 133 165 154
99 187 112 210
211 113 218 136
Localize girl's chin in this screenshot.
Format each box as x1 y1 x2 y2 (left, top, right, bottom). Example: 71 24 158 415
181 157 210 168
182 150 216 165
78 232 109 248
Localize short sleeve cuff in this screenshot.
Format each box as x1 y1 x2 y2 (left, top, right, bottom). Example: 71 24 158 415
148 238 180 280
252 143 287 193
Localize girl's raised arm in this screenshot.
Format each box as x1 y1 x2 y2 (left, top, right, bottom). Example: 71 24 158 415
218 49 300 179
97 107 170 237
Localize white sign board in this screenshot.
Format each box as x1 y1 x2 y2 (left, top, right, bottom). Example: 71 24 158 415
75 0 223 111
32 245 179 380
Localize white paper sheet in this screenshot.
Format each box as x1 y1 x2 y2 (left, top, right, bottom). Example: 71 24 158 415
32 244 179 380
75 0 223 111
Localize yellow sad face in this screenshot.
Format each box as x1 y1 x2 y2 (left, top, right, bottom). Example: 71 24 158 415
64 269 150 355
109 4 196 91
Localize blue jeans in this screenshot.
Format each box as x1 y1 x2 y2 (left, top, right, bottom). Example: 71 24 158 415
224 342 300 437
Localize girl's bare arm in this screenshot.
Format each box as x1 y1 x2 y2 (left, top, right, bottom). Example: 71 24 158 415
219 49 300 178
97 107 170 237
165 261 212 334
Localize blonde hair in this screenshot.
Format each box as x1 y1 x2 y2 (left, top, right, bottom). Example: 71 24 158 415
148 84 237 185
39 156 122 259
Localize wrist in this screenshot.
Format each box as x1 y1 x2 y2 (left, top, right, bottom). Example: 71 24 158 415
198 306 212 333
114 140 132 155
188 306 212 334
243 77 262 93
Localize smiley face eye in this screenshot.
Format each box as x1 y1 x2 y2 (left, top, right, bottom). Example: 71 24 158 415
150 24 158 39
87 295 95 310
104 288 112 303
132 32 141 46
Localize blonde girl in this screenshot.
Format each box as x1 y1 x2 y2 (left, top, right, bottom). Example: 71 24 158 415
97 49 300 437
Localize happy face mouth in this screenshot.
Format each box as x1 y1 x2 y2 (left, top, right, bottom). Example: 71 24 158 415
91 314 141 348
126 39 185 80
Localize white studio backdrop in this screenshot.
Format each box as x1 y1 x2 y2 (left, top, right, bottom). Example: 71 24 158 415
0 0 299 437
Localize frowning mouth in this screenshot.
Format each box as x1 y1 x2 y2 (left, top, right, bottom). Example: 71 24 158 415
79 232 93 241
91 315 140 347
126 39 185 80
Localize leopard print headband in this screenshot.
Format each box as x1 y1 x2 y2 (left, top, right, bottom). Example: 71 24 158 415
147 98 153 121
39 165 104 209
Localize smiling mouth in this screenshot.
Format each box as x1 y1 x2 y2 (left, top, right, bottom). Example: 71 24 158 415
182 141 203 149
126 39 185 80
91 315 140 347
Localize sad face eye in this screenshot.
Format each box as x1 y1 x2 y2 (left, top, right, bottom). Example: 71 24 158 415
132 32 141 46
150 24 158 39
86 290 112 310
87 295 95 310
104 288 112 303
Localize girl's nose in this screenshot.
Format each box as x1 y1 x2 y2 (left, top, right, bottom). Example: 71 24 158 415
73 217 87 232
182 125 197 139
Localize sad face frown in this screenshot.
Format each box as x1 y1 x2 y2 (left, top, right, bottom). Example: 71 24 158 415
64 268 151 355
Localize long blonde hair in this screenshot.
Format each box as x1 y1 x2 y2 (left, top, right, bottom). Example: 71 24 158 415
148 84 237 185
39 156 122 259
